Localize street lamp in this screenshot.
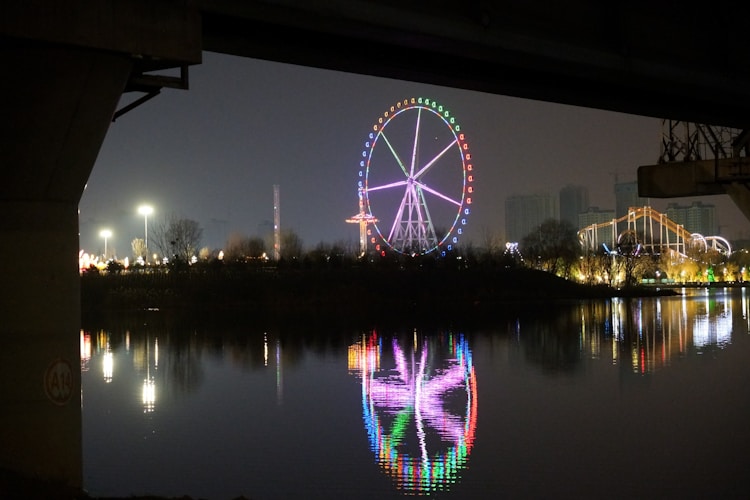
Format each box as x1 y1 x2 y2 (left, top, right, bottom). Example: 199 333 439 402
138 205 153 259
99 229 112 260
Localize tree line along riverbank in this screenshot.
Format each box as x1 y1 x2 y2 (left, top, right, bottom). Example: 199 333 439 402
80 262 675 327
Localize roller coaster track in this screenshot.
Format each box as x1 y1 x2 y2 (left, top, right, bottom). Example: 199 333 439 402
578 206 731 257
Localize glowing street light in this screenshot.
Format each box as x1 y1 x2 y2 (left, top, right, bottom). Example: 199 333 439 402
137 205 153 259
99 229 112 260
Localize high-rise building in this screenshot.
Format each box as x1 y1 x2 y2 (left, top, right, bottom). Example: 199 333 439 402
666 201 717 235
559 184 590 228
614 180 649 217
505 193 558 243
578 206 617 249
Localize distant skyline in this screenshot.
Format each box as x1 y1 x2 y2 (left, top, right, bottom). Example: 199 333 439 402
78 52 749 257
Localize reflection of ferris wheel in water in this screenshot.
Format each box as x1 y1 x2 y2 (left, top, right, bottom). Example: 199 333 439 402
358 97 474 256
347 331 478 495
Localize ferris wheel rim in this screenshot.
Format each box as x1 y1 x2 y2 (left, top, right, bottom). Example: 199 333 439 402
358 97 474 256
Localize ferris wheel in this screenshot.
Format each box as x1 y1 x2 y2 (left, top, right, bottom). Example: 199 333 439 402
357 97 474 256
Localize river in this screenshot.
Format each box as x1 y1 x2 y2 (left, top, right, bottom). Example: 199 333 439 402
81 287 750 499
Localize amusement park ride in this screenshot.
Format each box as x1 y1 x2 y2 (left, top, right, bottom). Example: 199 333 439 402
348 97 474 257
578 205 732 258
351 107 742 260
346 187 378 257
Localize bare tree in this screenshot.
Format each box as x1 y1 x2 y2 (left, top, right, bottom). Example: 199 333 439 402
152 214 203 262
131 238 146 261
224 232 266 261
480 226 504 256
280 229 303 260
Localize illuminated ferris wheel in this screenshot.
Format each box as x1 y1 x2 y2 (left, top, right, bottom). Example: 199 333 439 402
358 97 474 256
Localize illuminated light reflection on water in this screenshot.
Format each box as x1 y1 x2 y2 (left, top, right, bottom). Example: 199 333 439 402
82 287 750 499
348 331 477 495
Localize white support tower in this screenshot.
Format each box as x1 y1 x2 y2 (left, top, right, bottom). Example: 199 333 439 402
273 184 280 260
346 187 378 256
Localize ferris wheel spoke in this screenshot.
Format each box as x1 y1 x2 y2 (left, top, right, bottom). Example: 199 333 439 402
367 179 408 192
413 138 457 180
380 132 409 177
409 108 423 177
416 182 462 206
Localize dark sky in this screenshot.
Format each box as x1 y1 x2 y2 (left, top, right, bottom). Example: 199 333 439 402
78 51 749 257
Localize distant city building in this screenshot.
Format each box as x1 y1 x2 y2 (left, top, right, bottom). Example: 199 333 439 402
578 206 617 248
559 184 589 228
505 193 558 242
666 201 717 235
614 180 649 218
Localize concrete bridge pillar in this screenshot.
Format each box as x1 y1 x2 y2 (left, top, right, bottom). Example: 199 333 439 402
0 43 132 490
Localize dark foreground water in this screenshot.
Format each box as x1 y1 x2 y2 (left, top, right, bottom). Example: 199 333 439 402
82 287 750 499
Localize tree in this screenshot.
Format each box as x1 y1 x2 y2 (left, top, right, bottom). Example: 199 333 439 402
575 252 611 285
520 219 581 278
131 238 146 261
280 229 303 261
198 247 212 261
152 214 203 262
224 232 266 261
480 226 505 256
729 248 750 281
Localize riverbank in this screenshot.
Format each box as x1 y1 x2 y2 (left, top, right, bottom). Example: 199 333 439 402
81 265 677 326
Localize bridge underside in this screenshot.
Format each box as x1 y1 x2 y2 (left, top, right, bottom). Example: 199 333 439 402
3 0 750 491
198 1 750 129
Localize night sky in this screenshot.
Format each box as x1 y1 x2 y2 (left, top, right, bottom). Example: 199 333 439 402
77 51 749 257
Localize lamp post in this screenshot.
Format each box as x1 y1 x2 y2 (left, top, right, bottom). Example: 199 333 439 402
99 229 112 260
138 205 153 261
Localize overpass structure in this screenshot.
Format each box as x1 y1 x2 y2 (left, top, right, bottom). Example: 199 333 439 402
3 0 750 491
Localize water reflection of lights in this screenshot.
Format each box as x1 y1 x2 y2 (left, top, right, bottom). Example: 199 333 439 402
264 332 283 404
80 330 92 371
143 337 158 413
348 331 477 495
603 290 734 374
692 289 732 348
142 378 155 412
103 350 113 383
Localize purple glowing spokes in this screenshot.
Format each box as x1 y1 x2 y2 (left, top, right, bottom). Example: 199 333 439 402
367 338 468 442
366 104 463 253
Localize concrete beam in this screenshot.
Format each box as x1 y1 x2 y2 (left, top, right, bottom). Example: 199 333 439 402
1 0 202 69
638 160 731 198
638 159 750 226
198 0 750 128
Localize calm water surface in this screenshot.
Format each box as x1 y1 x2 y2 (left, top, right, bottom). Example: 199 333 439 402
82 287 750 499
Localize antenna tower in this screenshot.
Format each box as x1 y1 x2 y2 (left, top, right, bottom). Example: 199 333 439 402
273 184 280 260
